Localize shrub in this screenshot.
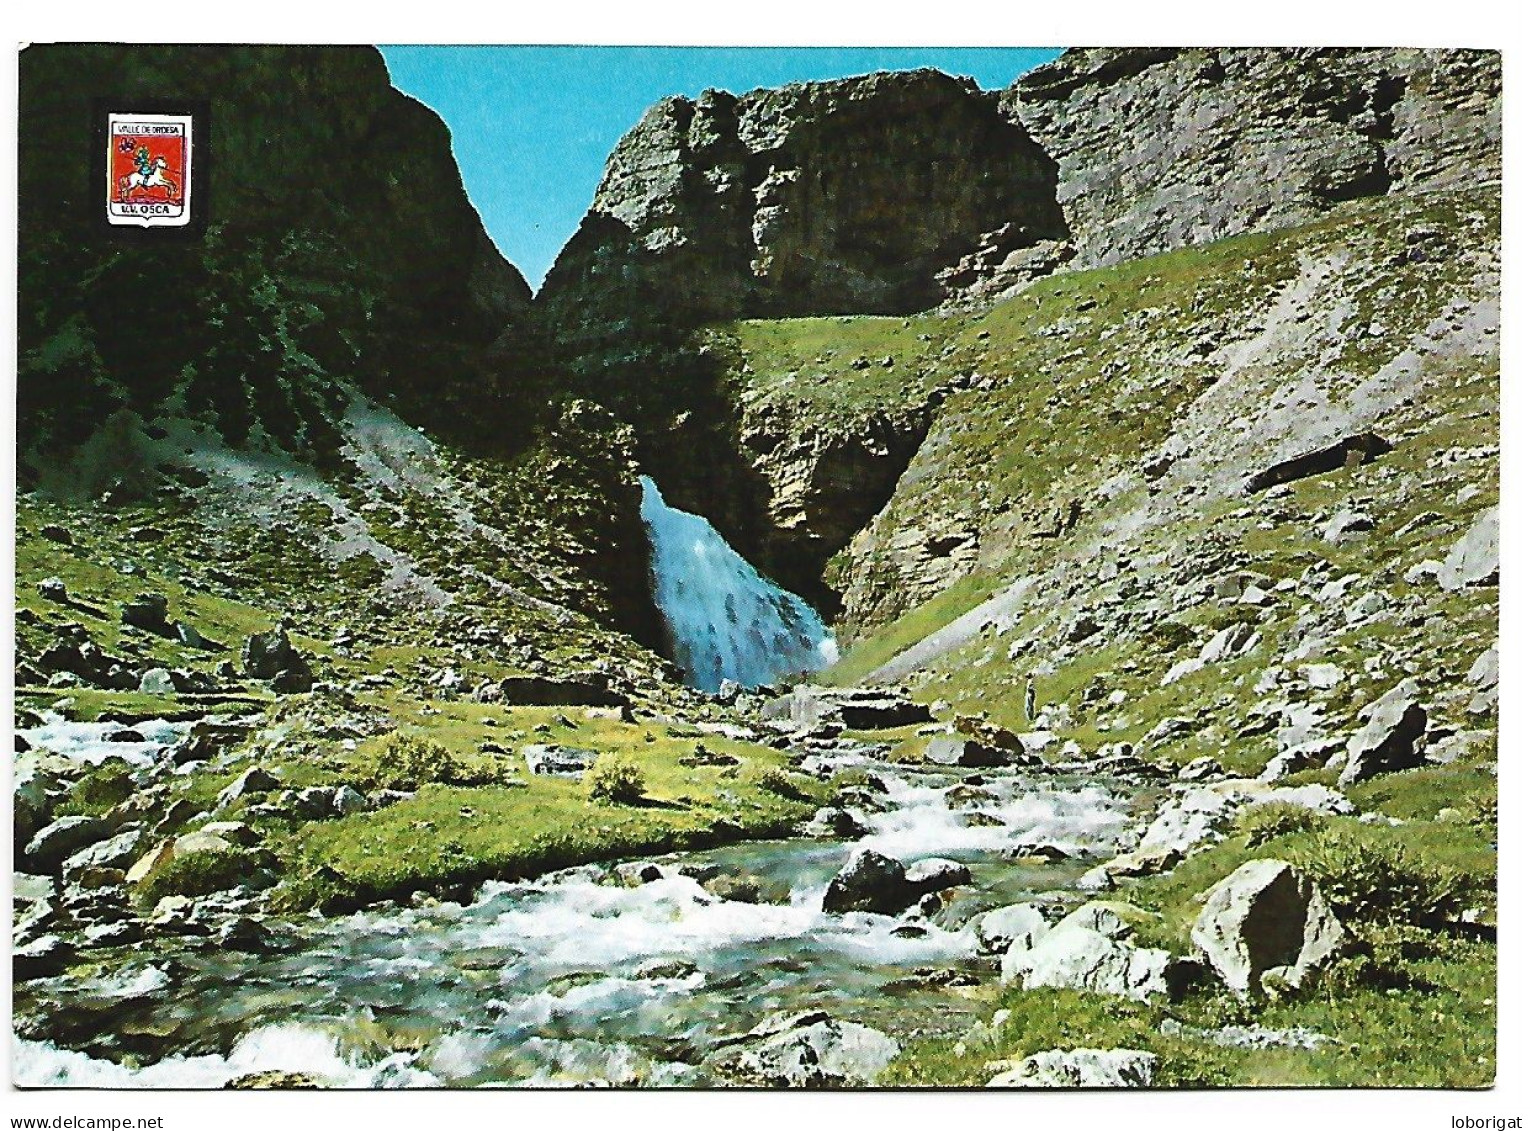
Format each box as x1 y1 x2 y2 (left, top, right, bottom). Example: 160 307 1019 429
588 754 645 805
59 760 135 817
1462 791 1498 832
138 848 261 903
755 767 804 799
1290 826 1464 928
356 733 490 792
1236 801 1324 848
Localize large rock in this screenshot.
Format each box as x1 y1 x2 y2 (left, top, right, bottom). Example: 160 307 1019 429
125 838 177 885
14 754 69 849
975 902 1051 955
62 830 142 882
988 1048 1158 1088
1338 679 1428 785
25 815 110 872
1191 859 1346 998
1000 921 1182 1001
241 627 313 692
522 744 599 777
763 685 931 731
218 766 281 809
1099 779 1355 880
121 593 171 634
924 735 1010 768
822 848 912 915
497 674 629 708
904 857 972 897
712 1011 899 1088
1438 508 1499 591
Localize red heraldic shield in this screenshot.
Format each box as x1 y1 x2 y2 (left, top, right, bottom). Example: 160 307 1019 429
107 113 193 227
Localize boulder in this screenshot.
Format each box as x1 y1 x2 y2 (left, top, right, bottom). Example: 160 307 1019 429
1178 757 1223 782
37 577 68 602
1001 921 1180 1000
1468 644 1498 690
169 719 254 766
217 916 274 952
1198 622 1259 665
988 1048 1158 1088
713 1011 899 1088
905 857 972 896
822 848 912 915
121 593 171 634
497 674 628 708
14 755 69 848
199 820 261 847
14 934 75 982
1467 645 1498 716
25 815 110 872
138 668 176 694
1244 432 1392 494
1053 901 1145 941
241 626 314 691
1438 508 1498 590
704 874 763 903
975 902 1051 955
217 766 280 809
925 735 1009 767
332 785 368 816
807 806 870 838
173 829 239 857
62 830 142 881
1191 858 1345 998
1320 510 1376 544
522 744 599 776
1338 679 1428 785
125 838 176 885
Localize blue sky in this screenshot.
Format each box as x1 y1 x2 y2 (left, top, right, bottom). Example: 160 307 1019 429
379 46 1061 290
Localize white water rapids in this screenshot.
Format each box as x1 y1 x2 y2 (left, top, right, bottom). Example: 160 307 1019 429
639 475 837 692
14 753 1139 1088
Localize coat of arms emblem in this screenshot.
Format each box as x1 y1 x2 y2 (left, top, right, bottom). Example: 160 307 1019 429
106 112 192 227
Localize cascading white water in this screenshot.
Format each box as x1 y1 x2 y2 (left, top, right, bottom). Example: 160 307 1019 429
639 475 838 692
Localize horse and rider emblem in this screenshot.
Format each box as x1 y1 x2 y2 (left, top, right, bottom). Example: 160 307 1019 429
106 113 193 227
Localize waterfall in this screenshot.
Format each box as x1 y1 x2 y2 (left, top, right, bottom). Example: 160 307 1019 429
639 475 838 693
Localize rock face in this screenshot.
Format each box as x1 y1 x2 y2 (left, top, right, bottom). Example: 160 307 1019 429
18 44 531 471
1003 48 1500 272
540 69 1065 331
1191 859 1346 998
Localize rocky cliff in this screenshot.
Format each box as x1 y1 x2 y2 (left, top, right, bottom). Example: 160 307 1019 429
16 43 662 654
539 68 1065 335
540 48 1500 618
18 44 534 472
1002 47 1501 272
